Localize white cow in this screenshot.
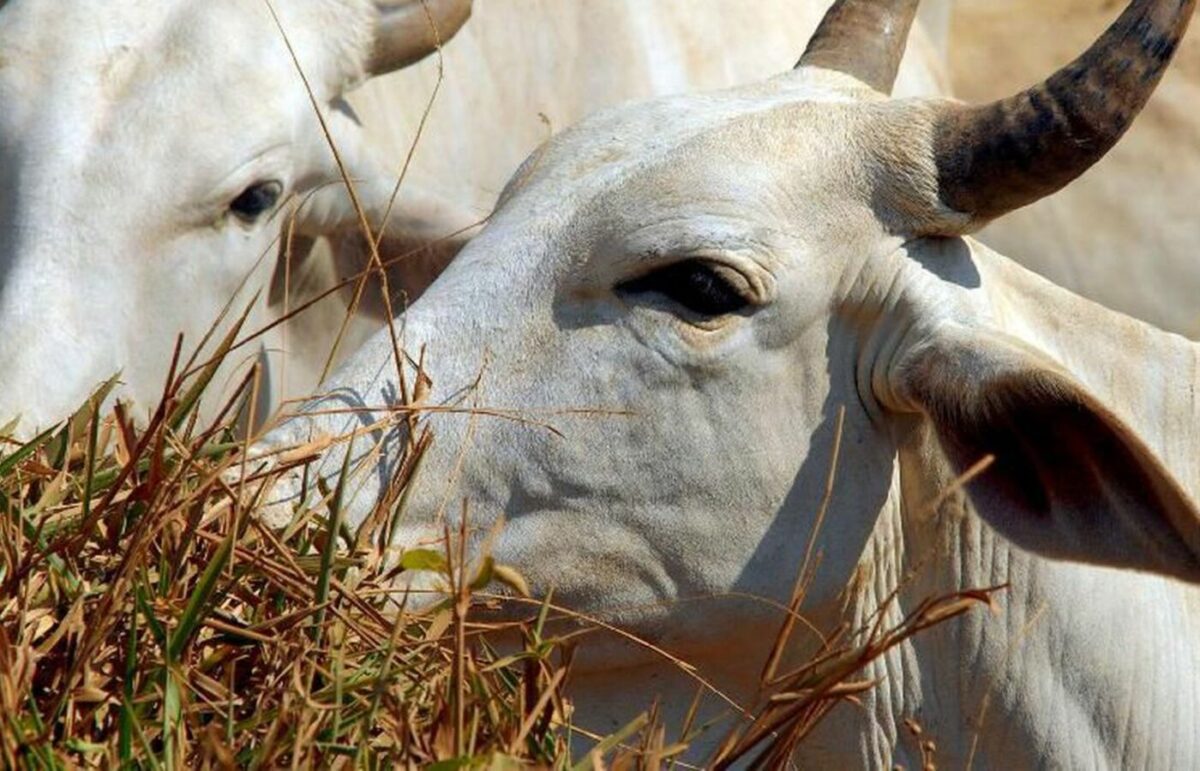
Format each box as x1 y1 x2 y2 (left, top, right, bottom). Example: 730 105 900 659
260 0 1200 766
0 0 474 433
0 1 951 437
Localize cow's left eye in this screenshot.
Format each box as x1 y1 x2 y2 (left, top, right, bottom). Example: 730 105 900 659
617 259 751 317
229 181 283 222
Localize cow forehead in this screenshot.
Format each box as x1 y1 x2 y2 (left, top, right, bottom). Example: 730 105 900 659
0 0 372 121
0 0 376 214
493 70 887 260
0 2 175 62
515 72 867 191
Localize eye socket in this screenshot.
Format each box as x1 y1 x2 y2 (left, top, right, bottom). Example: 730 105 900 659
229 180 283 222
616 259 751 318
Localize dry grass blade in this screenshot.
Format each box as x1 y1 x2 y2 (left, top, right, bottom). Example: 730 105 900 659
710 585 1006 769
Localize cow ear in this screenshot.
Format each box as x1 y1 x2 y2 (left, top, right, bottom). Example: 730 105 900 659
891 324 1200 583
369 0 472 76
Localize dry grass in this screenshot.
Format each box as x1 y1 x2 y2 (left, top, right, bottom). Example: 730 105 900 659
0 320 1001 769
0 324 576 769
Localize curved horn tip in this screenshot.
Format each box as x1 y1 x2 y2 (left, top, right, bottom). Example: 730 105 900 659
368 0 473 76
931 0 1197 227
797 0 922 93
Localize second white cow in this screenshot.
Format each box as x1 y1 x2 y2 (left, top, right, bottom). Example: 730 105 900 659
0 0 473 432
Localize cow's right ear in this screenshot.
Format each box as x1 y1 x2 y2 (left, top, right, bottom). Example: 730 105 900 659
886 322 1200 583
369 0 472 76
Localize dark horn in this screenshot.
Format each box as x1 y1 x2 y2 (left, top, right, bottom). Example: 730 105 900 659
933 0 1196 225
797 0 921 94
369 0 473 76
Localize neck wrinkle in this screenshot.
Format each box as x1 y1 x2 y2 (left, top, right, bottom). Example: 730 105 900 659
837 468 922 768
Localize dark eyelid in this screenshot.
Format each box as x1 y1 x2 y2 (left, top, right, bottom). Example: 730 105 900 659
616 258 751 318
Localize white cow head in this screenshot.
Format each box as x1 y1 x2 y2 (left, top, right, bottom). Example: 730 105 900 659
0 0 471 432
265 0 1200 662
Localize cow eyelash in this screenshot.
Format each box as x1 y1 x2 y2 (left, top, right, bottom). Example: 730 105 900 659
616 259 751 318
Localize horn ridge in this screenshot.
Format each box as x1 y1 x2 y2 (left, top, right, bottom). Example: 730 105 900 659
932 0 1197 226
798 0 921 93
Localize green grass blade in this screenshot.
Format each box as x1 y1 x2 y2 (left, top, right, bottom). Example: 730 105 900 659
134 581 169 653
569 712 650 771
119 607 139 764
312 439 354 643
399 548 448 574
167 528 233 661
122 695 163 771
163 667 181 771
0 424 59 478
79 397 103 527
0 415 21 440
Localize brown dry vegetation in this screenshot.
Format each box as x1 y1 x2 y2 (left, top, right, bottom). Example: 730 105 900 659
0 318 1001 768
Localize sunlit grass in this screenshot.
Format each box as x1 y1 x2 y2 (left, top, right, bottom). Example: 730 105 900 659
0 327 577 768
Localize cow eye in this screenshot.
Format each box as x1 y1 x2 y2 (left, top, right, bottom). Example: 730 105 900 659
229 181 283 222
617 259 751 317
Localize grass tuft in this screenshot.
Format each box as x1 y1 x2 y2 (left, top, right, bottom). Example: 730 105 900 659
0 355 577 768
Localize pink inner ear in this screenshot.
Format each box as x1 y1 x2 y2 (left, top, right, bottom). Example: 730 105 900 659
905 342 1200 584
933 370 1095 521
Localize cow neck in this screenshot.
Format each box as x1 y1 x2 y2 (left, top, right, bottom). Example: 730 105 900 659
850 238 1200 769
